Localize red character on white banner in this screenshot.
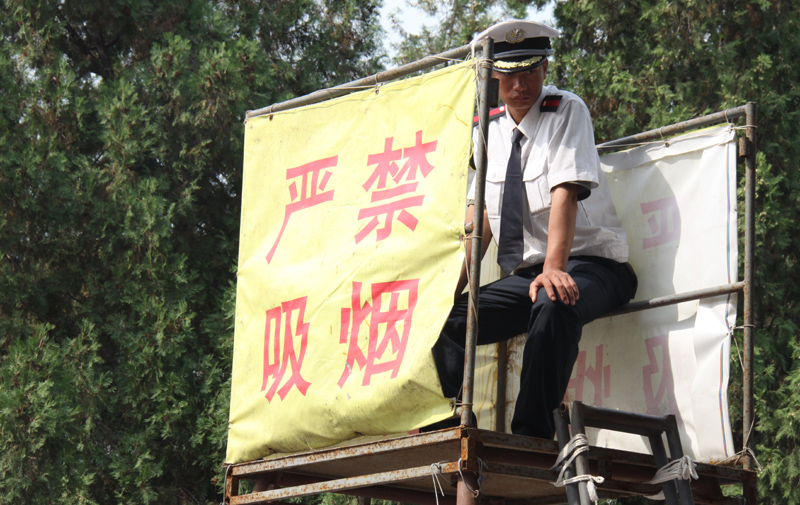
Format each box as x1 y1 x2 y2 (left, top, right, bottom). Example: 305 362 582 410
641 196 681 249
642 334 682 422
566 344 611 406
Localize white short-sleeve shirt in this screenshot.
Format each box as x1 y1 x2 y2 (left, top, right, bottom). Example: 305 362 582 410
469 85 629 267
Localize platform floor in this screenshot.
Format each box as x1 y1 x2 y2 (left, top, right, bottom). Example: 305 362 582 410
225 427 754 505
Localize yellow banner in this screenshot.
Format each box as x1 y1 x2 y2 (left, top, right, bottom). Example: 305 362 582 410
226 61 476 463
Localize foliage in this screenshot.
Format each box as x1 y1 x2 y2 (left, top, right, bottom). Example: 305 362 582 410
0 0 382 503
387 0 542 64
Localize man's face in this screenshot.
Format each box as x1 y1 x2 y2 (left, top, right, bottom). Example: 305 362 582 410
494 59 548 122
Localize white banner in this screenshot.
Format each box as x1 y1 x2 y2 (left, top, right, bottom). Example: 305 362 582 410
472 126 738 462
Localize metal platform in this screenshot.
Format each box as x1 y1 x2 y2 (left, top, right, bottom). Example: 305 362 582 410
225 426 755 505
228 32 759 504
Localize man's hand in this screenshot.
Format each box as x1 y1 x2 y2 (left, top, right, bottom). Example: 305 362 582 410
531 183 580 305
529 268 579 305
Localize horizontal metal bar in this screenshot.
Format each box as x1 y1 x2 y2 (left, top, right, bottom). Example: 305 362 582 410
231 429 460 476
247 44 473 118
481 445 558 470
473 428 561 454
273 473 459 505
563 402 672 435
483 462 558 481
231 462 459 504
603 282 744 317
596 105 747 152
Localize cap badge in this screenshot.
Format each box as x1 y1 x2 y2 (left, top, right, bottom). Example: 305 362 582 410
505 28 526 44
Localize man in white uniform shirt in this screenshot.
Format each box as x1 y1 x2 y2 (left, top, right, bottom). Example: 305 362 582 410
429 20 637 439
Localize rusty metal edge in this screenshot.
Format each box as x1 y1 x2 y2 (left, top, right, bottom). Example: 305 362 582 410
742 102 757 474
602 282 745 317
269 471 461 505
596 106 747 152
231 462 460 504
471 429 561 453
230 429 462 475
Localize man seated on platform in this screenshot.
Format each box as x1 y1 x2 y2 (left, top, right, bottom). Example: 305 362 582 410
428 20 637 439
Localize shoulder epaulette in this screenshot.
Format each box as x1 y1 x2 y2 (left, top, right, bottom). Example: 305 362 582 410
540 95 563 113
472 106 506 127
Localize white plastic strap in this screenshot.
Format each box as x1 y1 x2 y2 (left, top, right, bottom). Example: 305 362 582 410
644 455 699 500
645 455 699 485
549 433 605 504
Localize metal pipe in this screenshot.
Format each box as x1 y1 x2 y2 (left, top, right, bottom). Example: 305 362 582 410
572 402 670 435
554 407 582 505
230 429 460 476
495 341 508 432
461 37 493 428
602 282 745 317
646 432 681 505
231 462 460 504
246 44 473 118
596 105 748 152
665 415 695 505
743 102 757 471
568 402 593 505
273 473 458 505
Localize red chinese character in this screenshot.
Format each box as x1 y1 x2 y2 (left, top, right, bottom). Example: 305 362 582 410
642 334 682 425
396 130 437 182
337 279 419 387
566 344 610 406
266 156 337 263
355 132 437 243
262 296 312 402
641 196 681 250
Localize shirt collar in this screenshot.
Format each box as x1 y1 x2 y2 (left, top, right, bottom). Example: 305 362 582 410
502 85 553 142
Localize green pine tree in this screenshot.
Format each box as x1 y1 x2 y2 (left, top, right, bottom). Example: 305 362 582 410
0 1 383 503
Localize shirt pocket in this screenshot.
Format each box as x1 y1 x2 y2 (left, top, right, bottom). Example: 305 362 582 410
484 162 506 219
522 155 550 216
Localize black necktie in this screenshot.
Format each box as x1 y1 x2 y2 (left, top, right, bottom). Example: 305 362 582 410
498 128 525 274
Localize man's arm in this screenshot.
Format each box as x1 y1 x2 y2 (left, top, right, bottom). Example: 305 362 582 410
455 204 493 299
529 183 579 305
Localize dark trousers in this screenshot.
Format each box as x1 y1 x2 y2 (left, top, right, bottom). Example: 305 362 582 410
432 256 637 439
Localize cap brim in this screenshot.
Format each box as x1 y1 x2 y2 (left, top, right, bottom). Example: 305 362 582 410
493 55 547 74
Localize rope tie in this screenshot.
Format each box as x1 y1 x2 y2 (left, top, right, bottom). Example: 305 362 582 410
643 455 699 500
430 462 447 505
549 433 605 504
715 446 763 472
645 455 699 485
734 447 763 472
457 457 489 497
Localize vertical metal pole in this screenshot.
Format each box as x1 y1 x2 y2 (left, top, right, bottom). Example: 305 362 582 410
457 434 482 505
554 405 582 505
743 102 757 471
665 415 695 505
568 402 592 505
457 474 481 505
647 432 681 505
495 341 508 432
461 36 493 428
224 471 240 505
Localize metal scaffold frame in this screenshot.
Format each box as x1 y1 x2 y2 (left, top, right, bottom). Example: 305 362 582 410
229 41 758 505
